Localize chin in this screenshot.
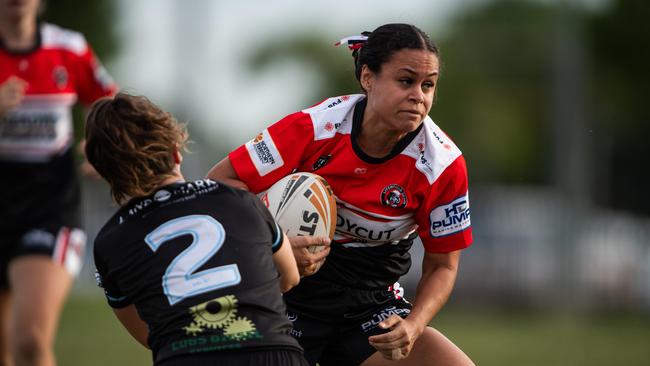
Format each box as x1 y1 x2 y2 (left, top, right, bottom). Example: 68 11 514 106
400 118 423 133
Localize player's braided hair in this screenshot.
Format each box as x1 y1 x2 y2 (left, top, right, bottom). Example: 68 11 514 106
85 92 188 204
344 23 439 92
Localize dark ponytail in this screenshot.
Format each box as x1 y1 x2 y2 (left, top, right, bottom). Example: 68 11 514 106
341 23 439 91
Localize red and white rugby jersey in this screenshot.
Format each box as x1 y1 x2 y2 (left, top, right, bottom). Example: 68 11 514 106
229 94 472 255
0 22 117 162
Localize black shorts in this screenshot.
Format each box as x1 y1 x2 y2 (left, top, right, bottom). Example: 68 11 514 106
0 221 86 290
284 278 412 366
156 348 309 366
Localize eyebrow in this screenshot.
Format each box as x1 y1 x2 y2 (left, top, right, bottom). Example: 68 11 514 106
399 67 439 76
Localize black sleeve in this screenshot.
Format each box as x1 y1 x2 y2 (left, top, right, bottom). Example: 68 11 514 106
246 191 285 253
94 240 132 308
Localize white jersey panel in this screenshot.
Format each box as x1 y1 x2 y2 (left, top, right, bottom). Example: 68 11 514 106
303 95 361 140
41 23 88 55
401 116 462 185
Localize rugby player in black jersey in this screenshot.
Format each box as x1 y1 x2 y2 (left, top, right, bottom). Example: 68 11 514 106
85 92 308 366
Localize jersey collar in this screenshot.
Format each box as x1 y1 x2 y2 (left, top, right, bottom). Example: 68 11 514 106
350 98 424 164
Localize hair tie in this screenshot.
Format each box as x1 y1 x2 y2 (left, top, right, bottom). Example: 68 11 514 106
335 35 368 50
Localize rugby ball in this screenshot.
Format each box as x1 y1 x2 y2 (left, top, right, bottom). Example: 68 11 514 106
259 172 337 253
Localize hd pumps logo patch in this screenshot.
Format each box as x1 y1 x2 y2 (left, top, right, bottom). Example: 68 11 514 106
429 193 470 237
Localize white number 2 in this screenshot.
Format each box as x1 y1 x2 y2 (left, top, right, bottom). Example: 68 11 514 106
145 215 241 305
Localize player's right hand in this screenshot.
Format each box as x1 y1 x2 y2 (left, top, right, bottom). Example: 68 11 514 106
0 76 28 117
288 236 331 277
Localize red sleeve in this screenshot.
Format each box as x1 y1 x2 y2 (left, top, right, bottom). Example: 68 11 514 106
73 43 118 105
229 111 315 193
415 155 473 253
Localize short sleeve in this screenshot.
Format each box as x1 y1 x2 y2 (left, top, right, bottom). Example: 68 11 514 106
415 155 473 253
73 41 118 105
246 191 285 253
94 245 131 308
229 111 315 193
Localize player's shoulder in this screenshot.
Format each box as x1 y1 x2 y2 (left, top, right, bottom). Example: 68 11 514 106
300 94 363 141
401 117 464 185
40 22 88 55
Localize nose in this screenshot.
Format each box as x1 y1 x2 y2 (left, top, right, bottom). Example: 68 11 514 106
409 86 424 105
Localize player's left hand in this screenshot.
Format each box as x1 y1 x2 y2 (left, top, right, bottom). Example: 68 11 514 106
368 315 423 361
288 235 331 277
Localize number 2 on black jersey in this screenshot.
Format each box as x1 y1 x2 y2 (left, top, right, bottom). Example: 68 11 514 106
145 215 241 305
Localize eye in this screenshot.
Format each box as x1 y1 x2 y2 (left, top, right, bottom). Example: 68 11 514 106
422 82 435 90
399 78 413 86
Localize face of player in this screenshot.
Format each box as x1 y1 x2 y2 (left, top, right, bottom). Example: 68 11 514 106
362 48 439 135
0 0 40 22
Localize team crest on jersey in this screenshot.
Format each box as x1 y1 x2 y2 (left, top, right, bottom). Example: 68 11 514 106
381 184 407 208
52 66 69 89
312 154 331 171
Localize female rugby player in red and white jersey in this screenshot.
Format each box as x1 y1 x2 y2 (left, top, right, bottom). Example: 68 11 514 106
0 0 117 364
208 23 475 366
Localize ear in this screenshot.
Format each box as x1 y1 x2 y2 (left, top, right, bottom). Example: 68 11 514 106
173 148 182 165
360 64 374 92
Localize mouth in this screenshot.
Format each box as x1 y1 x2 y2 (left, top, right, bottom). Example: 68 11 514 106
400 110 421 118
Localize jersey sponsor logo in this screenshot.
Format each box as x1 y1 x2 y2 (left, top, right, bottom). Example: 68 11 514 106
312 154 331 171
429 193 471 237
174 294 263 350
1 113 58 140
381 184 408 209
119 179 219 223
354 167 367 174
0 97 74 161
360 305 411 332
154 189 172 202
245 129 284 176
327 98 343 108
432 130 452 150
336 214 398 242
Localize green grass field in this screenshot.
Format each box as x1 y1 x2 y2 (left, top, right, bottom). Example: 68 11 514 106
56 295 650 365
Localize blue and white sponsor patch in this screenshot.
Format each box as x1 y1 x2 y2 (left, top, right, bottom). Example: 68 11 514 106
429 193 471 237
245 128 284 176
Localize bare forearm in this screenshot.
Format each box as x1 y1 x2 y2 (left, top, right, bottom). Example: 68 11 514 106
407 251 460 332
206 157 249 190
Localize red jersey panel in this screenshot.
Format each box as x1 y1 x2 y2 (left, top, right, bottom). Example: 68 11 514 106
0 22 117 162
229 94 472 255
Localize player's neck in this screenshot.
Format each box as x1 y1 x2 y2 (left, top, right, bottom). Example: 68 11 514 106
358 111 408 158
158 169 185 188
0 17 37 50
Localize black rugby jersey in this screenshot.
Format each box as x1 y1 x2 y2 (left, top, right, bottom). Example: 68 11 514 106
94 179 301 363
